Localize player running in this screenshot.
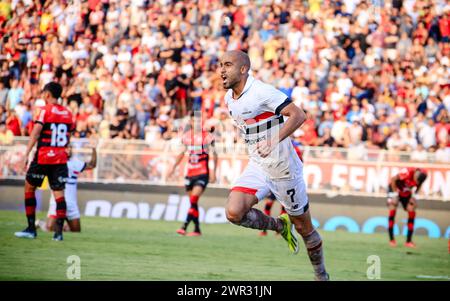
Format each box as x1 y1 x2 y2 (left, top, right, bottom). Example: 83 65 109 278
387 167 428 248
15 82 73 241
37 144 97 232
168 114 218 236
220 50 328 281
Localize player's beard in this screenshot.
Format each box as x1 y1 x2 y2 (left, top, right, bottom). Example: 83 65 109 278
222 73 239 90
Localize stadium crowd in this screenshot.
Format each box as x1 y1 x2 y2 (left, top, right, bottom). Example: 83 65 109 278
0 0 449 162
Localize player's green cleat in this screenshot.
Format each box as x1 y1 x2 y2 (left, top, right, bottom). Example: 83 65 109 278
279 214 299 254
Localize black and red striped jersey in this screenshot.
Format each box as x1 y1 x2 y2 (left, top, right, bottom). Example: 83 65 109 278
395 167 427 197
182 130 214 177
34 103 74 165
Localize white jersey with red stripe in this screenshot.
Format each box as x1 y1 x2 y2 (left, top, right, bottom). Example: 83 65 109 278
48 158 86 220
225 75 303 180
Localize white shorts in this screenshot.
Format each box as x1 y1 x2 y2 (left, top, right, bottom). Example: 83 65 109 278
48 194 80 221
231 162 309 216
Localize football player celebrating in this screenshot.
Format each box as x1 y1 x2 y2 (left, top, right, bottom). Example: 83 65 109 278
220 50 328 280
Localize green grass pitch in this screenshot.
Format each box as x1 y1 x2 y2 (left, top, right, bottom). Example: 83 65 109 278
0 210 448 280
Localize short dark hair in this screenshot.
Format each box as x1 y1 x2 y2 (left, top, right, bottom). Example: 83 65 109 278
43 82 62 99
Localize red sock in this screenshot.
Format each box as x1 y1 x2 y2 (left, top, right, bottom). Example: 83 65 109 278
407 211 416 242
388 210 396 241
407 211 416 231
388 210 396 228
264 200 273 216
190 195 199 205
188 195 199 218
25 192 36 216
25 191 36 229
55 197 67 219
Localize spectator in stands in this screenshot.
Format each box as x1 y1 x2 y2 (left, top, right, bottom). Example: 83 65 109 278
0 0 447 159
0 122 13 145
411 144 429 162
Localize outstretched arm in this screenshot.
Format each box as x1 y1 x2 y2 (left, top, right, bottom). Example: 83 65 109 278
415 182 424 194
168 145 187 178
390 175 399 192
84 147 97 170
414 173 428 195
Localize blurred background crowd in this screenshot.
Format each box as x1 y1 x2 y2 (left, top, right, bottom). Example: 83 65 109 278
0 0 449 162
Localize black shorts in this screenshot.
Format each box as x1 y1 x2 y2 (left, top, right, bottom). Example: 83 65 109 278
398 196 412 210
388 185 411 210
26 161 68 191
185 174 209 191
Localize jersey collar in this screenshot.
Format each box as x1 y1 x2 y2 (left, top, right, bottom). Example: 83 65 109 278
232 75 255 100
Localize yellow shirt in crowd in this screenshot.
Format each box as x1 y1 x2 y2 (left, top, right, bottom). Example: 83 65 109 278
40 13 52 33
0 1 11 19
0 130 13 145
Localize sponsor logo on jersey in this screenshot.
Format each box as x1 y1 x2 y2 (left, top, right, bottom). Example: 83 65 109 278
244 136 266 145
29 173 45 179
51 107 69 115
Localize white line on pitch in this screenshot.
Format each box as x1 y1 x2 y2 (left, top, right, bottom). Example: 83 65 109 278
416 275 449 280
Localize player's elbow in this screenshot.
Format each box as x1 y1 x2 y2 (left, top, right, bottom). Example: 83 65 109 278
30 132 41 142
289 107 306 129
297 108 307 127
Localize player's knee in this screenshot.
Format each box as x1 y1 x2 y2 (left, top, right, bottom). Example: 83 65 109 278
24 182 36 193
387 198 397 207
69 220 81 232
295 224 310 237
292 220 314 237
53 189 64 196
408 205 416 212
225 207 243 224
